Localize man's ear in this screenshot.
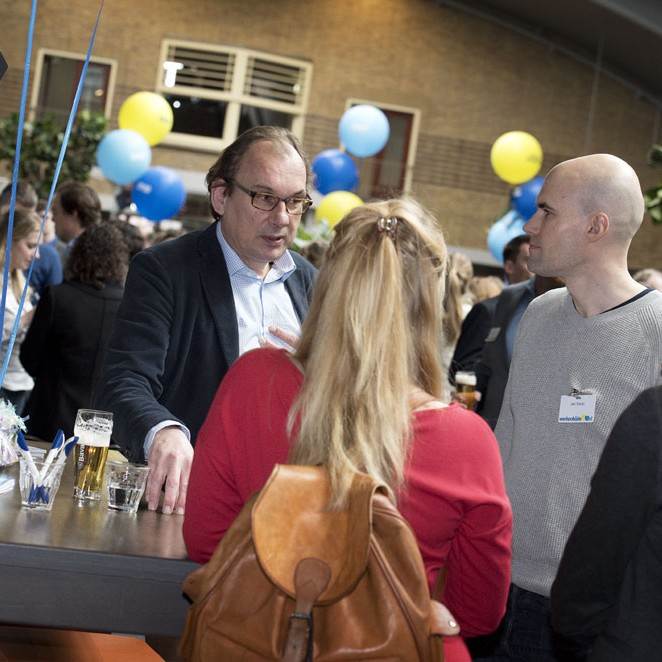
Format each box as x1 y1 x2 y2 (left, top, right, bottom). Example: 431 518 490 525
210 181 229 218
503 260 514 277
587 212 609 242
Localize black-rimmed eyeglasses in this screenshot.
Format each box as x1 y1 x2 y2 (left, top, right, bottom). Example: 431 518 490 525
228 180 312 216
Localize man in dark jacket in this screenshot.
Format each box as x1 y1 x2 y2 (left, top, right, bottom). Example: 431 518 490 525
451 274 561 428
551 386 662 661
96 127 316 516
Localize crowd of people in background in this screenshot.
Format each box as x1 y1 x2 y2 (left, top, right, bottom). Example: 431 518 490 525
0 127 661 661
0 179 183 425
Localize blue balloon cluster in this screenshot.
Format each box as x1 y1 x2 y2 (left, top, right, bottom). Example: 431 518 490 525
511 176 544 220
131 167 186 221
487 209 527 264
312 149 358 195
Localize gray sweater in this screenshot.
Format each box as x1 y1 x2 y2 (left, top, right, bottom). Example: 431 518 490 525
495 287 662 596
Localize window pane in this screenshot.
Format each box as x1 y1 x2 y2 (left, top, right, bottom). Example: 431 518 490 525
165 95 226 138
37 56 109 121
237 105 292 135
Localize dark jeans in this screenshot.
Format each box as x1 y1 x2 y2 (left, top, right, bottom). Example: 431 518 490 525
470 584 559 662
0 388 31 417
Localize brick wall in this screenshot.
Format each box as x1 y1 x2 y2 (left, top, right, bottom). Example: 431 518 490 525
0 0 660 266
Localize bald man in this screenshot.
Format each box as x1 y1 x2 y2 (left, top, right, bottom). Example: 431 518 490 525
473 155 662 662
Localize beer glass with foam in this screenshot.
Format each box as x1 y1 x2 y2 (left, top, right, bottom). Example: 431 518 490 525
73 409 113 500
455 371 478 411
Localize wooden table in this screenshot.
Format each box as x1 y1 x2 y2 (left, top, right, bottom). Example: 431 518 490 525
0 450 198 637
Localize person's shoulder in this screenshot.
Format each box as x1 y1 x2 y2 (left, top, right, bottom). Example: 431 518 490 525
469 296 498 317
527 285 567 312
224 348 299 395
36 241 59 261
624 385 662 432
498 279 529 300
229 347 296 378
644 288 662 310
416 402 496 439
413 404 501 466
289 250 317 277
144 225 212 263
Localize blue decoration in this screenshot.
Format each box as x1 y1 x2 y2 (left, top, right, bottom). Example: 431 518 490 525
131 167 186 221
312 149 359 194
487 210 527 264
97 129 151 185
338 105 390 158
511 176 544 220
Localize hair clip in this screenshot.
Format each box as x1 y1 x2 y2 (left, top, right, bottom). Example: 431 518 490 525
377 216 399 240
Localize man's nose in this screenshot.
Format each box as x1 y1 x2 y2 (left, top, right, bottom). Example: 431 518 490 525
523 210 540 235
271 201 290 226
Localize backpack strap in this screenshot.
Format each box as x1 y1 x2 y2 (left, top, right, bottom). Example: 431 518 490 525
283 558 331 662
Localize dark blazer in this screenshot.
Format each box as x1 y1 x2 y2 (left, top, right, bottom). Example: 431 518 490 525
449 296 498 383
475 280 534 428
95 223 317 462
20 280 124 441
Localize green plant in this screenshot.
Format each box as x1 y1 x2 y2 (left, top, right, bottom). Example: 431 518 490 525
0 111 106 199
293 217 333 252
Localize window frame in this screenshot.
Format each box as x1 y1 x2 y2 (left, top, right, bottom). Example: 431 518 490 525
156 39 312 153
29 48 117 121
344 98 421 194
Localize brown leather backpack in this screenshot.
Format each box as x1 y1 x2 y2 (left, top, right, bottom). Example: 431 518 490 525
179 464 449 661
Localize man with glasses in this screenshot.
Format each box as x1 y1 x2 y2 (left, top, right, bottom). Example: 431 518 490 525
96 126 317 516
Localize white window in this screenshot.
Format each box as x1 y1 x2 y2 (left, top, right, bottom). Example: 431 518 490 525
157 40 312 152
30 49 116 122
345 99 421 198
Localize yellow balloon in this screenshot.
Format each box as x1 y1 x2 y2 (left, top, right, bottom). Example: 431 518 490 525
490 131 543 185
315 191 363 228
118 92 174 146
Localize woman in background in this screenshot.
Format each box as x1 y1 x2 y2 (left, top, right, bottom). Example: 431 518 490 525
185 199 512 662
21 223 129 439
441 251 474 397
0 207 40 414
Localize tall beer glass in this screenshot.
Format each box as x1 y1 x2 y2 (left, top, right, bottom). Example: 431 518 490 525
455 371 478 411
73 409 113 501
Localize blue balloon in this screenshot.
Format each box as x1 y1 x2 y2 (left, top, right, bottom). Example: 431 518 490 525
511 176 544 220
339 105 390 158
96 129 151 185
312 149 359 194
131 167 186 221
487 210 527 264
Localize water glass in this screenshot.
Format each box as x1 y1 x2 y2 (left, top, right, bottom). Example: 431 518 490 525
106 461 149 514
19 457 65 511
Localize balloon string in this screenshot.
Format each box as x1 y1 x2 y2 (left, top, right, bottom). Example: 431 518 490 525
0 0 105 388
0 0 39 372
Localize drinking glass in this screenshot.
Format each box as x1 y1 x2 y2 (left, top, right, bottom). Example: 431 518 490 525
73 409 113 501
106 461 149 514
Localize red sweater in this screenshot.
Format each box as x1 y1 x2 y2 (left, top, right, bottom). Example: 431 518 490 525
184 348 512 656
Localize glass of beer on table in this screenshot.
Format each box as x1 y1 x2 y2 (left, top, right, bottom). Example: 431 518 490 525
73 409 113 501
455 371 478 411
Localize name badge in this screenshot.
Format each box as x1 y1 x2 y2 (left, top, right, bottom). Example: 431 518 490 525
485 327 501 342
558 393 596 423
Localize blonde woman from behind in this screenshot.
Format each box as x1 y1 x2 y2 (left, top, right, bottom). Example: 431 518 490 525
184 198 512 662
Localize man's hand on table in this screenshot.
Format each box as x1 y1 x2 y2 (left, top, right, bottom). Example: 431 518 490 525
146 427 193 515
